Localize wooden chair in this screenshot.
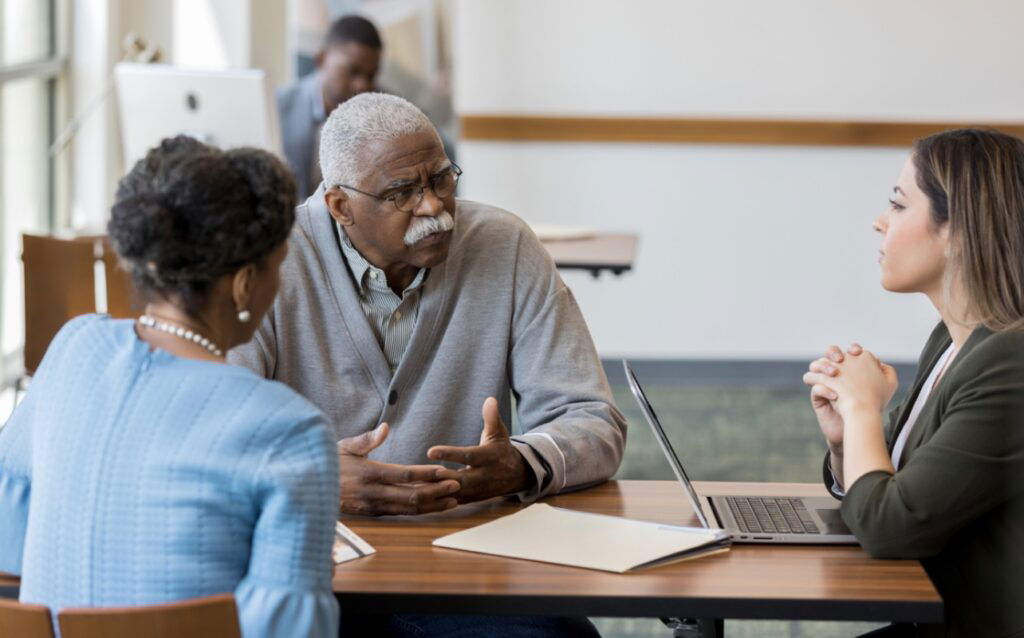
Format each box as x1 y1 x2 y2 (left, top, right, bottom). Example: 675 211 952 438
100 240 141 319
21 234 141 377
22 234 98 376
58 593 241 638
0 599 55 638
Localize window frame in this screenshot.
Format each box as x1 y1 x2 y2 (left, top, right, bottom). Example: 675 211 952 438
0 0 67 390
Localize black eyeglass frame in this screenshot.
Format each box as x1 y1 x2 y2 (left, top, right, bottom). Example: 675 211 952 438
337 163 463 213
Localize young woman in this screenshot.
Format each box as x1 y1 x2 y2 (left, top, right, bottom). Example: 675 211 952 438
803 128 1024 637
0 136 339 637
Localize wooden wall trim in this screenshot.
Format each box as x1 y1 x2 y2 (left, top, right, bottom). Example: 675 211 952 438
460 115 1024 148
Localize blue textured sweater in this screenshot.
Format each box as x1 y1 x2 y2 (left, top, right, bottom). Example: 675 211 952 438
0 315 340 637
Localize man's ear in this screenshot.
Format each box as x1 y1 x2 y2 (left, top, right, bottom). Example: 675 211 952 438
325 187 355 226
314 48 326 68
232 263 257 315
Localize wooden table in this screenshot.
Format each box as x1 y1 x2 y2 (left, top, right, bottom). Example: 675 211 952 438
334 480 943 624
541 233 638 277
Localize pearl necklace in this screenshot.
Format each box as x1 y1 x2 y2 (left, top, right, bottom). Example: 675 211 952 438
138 315 224 357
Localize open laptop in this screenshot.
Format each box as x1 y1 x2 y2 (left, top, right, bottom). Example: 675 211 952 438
623 360 857 544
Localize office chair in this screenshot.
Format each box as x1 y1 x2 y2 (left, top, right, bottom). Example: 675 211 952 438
0 598 55 638
58 593 241 638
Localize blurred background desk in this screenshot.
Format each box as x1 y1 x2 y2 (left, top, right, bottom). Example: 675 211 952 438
541 233 638 278
333 480 942 626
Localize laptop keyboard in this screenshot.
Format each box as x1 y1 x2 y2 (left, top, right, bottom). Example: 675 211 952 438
725 497 822 534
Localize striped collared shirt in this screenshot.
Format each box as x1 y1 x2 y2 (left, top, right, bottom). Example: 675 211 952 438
336 223 426 373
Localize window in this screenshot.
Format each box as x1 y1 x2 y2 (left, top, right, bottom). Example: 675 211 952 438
0 0 62 389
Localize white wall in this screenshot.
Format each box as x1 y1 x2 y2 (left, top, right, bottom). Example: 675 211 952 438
452 0 1024 361
68 0 290 232
173 0 291 88
454 0 1024 119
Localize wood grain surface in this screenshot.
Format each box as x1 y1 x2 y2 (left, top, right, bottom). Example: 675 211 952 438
0 598 53 637
333 480 943 622
461 114 1024 148
0 482 943 622
58 593 241 638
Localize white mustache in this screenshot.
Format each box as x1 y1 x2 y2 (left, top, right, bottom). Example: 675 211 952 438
404 210 454 246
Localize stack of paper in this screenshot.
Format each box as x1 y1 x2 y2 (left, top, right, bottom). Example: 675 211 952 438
433 504 731 573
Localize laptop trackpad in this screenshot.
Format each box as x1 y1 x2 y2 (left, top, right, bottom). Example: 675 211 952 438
816 507 852 535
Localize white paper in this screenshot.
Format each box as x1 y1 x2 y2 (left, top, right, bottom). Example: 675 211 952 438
433 504 730 573
333 521 376 564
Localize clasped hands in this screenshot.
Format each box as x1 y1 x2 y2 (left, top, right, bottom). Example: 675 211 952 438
802 342 899 449
337 397 531 516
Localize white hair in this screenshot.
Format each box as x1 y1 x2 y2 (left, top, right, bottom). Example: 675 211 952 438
319 92 440 188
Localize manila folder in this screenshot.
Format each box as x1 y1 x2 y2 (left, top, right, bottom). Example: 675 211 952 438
433 503 730 573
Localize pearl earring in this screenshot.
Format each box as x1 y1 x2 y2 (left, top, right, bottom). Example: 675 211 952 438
237 309 251 323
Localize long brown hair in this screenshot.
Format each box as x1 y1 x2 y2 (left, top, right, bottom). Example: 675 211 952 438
913 128 1024 332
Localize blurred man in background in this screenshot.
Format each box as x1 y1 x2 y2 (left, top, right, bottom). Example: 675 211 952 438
278 15 382 199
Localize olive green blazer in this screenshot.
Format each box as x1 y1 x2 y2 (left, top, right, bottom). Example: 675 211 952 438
824 322 1024 638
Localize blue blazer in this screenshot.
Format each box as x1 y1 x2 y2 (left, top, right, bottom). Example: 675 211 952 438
0 315 341 637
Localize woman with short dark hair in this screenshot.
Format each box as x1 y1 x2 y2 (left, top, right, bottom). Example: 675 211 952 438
0 136 339 637
804 128 1024 637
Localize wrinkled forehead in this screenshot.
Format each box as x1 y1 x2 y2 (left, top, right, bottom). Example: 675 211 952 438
360 131 449 187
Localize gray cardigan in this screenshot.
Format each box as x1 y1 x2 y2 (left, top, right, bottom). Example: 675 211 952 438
229 188 628 499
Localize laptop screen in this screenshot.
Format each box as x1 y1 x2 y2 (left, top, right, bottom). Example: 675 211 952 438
623 360 711 529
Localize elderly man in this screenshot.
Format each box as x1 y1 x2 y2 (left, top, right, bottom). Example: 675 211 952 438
232 90 626 513
230 91 622 636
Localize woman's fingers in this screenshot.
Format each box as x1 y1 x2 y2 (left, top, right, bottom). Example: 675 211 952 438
847 342 863 355
825 345 844 363
809 358 838 376
803 371 837 391
810 383 839 402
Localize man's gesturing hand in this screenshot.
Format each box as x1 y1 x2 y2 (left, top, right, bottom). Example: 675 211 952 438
338 422 461 516
426 397 532 504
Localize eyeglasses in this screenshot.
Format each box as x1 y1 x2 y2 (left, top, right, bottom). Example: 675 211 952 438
338 163 462 213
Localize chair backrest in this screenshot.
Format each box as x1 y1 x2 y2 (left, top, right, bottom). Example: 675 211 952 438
22 234 99 376
100 238 142 319
0 599 55 638
21 234 142 376
58 593 240 638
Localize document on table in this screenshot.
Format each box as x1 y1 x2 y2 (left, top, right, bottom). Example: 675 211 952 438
333 521 376 564
433 504 731 573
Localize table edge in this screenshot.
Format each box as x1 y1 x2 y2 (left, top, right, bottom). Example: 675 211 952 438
333 591 943 623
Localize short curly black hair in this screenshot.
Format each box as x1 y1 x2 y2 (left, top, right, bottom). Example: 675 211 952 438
108 135 297 315
326 15 382 49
